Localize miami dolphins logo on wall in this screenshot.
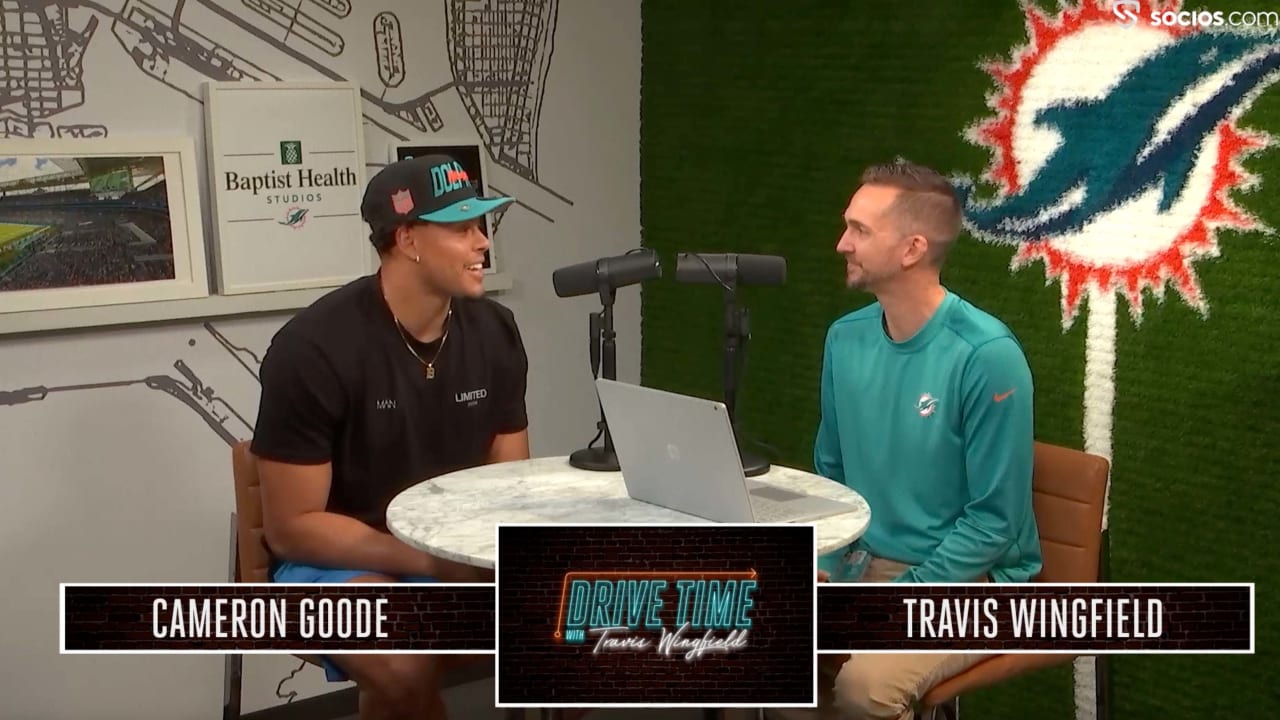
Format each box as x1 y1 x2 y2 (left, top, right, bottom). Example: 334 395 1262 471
954 3 1278 718
958 0 1279 329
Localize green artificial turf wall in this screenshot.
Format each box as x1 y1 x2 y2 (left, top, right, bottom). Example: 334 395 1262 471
639 1 1280 717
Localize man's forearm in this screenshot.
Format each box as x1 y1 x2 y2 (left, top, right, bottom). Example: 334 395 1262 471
893 516 1012 583
269 512 437 578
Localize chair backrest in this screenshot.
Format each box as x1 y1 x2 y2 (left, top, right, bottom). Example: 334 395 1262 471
231 441 273 584
919 441 1111 707
1030 441 1110 583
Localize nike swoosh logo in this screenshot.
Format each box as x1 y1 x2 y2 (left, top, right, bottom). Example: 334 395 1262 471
993 389 1015 403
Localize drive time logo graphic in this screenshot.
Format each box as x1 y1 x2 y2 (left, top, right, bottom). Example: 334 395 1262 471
556 570 759 662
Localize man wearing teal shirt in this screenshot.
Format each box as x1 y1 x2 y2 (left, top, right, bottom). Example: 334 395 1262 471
816 161 1041 720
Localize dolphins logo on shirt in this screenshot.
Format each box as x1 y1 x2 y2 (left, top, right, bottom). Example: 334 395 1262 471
916 393 939 418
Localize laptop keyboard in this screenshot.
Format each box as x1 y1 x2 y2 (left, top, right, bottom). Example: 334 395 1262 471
747 490 857 523
748 483 807 502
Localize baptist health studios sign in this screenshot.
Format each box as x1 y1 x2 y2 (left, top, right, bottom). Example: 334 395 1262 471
204 81 371 295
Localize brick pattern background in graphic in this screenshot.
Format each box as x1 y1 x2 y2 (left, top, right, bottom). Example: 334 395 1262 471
496 525 816 706
818 584 1251 651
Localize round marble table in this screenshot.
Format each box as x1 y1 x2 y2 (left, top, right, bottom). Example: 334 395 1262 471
385 455 871 569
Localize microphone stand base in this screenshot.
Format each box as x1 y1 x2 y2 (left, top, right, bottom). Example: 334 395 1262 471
740 448 771 477
569 446 620 472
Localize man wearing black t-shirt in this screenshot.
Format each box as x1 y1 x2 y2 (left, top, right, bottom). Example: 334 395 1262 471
251 153 529 719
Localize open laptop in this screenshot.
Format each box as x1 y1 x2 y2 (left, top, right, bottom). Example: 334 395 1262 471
594 378 862 523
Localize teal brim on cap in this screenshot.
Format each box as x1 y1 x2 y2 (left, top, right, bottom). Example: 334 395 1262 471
417 196 515 223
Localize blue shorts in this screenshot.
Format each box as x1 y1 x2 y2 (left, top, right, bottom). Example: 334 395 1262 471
271 560 438 682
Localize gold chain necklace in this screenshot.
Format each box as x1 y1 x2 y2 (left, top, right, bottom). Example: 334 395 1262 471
393 307 452 379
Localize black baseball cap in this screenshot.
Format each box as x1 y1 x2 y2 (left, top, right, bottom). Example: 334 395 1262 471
361 154 514 233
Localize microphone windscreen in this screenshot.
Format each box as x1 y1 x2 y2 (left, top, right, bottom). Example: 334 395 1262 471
552 258 600 298
736 254 786 286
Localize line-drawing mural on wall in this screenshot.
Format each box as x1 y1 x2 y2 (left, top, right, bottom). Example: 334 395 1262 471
0 0 569 231
0 0 106 139
0 322 258 444
0 0 568 708
0 0 568 445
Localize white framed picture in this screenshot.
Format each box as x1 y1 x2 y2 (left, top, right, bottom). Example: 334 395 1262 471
204 80 372 295
390 139 507 277
0 136 210 321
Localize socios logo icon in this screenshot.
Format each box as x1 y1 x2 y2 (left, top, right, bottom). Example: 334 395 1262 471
1112 0 1141 27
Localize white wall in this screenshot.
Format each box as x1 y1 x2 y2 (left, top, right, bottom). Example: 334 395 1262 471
0 1 641 717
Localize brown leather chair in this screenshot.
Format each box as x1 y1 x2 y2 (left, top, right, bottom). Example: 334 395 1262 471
918 441 1110 712
231 440 273 585
227 440 515 719
812 442 1109 717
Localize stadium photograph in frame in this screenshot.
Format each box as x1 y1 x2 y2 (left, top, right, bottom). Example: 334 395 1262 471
392 141 503 274
0 138 209 322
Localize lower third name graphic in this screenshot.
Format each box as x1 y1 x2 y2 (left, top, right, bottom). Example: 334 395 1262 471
906 596 1164 639
152 596 390 640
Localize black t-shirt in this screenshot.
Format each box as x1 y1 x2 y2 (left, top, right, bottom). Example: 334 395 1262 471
251 273 528 532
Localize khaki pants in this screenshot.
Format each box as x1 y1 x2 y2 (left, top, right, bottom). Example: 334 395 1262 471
829 557 992 720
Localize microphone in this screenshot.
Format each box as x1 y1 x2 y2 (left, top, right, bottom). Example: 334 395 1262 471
674 252 786 478
553 249 662 298
675 253 786 287
554 248 659 473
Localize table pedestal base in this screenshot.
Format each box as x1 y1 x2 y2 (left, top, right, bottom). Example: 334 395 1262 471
568 446 620 472
740 447 771 477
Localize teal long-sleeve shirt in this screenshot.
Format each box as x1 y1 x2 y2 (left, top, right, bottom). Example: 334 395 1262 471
813 290 1042 584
